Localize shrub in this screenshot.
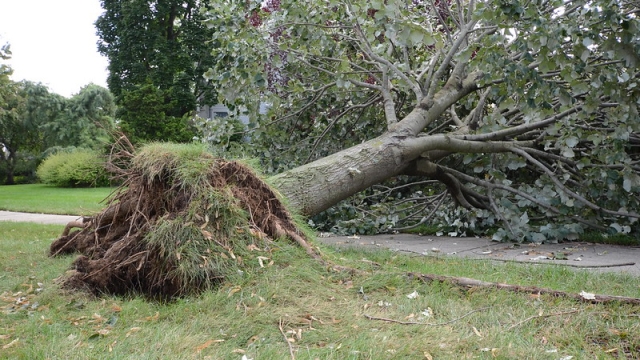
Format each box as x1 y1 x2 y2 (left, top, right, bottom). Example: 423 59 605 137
37 149 110 187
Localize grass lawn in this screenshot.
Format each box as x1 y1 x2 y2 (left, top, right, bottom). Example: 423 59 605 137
0 184 114 215
1 222 639 359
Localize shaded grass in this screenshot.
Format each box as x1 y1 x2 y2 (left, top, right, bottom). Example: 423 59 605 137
2 222 640 359
0 184 113 215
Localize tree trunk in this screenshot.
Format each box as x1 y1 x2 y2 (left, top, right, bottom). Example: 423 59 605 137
4 153 16 185
270 132 414 216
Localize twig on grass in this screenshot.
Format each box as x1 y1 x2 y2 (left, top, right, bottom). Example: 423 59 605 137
364 306 492 326
409 272 640 305
504 309 583 331
279 318 296 360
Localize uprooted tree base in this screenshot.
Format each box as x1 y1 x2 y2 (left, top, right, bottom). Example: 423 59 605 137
50 142 310 299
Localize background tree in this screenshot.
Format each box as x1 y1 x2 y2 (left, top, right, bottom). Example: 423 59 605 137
41 83 117 151
0 74 58 184
202 0 640 241
0 42 29 185
96 0 218 143
0 51 116 184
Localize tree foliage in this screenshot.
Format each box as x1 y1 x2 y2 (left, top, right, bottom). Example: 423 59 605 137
0 40 116 185
96 0 218 143
200 0 640 241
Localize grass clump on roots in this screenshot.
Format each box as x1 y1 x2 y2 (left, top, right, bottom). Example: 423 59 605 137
49 141 307 299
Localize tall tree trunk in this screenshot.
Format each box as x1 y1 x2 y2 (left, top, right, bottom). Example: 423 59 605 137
4 154 16 185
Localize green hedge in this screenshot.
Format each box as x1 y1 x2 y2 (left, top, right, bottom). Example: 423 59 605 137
37 149 110 187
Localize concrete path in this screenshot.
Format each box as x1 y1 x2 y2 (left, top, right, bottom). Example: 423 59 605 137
2 210 639 276
0 210 82 225
317 234 640 276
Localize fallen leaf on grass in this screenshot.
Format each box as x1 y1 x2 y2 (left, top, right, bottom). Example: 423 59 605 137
125 327 142 337
136 312 159 322
228 286 242 297
472 326 483 338
2 338 19 349
257 256 270 268
195 339 225 352
88 329 111 339
286 328 303 340
246 244 261 251
579 291 596 300
424 351 433 360
421 308 433 318
406 290 420 299
91 313 106 324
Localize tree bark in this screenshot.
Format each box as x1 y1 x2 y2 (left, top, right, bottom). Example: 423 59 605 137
4 153 16 185
270 132 413 216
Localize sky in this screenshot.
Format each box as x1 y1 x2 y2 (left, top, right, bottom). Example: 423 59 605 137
0 0 109 98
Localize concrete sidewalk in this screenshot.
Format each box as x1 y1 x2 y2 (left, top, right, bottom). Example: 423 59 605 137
317 234 640 276
2 210 639 276
0 210 82 225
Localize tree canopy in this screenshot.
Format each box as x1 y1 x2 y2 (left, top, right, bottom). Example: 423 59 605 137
96 0 218 143
0 43 116 185
199 0 640 241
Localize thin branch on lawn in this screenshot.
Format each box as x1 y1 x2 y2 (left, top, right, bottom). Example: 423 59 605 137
409 272 640 305
279 319 296 360
504 309 582 331
364 306 492 326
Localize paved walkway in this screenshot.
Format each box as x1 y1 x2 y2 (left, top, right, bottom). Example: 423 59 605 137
2 210 639 276
318 233 640 276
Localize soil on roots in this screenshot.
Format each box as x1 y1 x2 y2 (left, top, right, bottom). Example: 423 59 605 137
49 143 306 299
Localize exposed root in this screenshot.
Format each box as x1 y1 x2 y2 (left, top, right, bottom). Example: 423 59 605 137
49 142 313 299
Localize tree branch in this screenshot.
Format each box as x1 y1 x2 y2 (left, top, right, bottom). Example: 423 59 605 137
512 146 640 219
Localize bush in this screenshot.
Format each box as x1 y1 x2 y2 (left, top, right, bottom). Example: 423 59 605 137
37 149 110 187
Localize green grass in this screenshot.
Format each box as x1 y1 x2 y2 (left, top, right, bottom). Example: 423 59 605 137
2 222 639 359
0 184 114 215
